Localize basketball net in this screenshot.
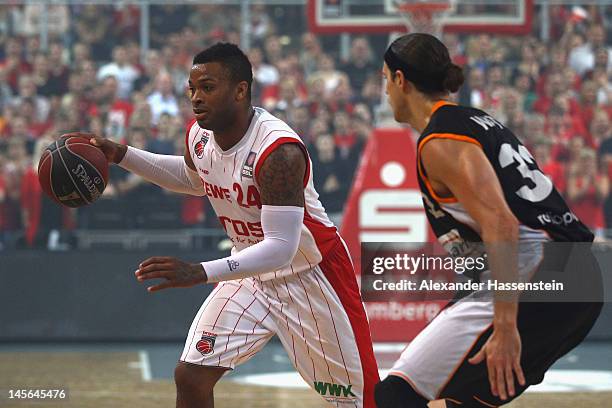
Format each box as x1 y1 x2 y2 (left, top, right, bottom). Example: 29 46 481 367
394 0 456 38
376 0 456 127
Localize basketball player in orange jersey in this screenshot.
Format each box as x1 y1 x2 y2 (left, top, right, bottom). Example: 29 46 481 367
374 33 602 407
84 43 378 407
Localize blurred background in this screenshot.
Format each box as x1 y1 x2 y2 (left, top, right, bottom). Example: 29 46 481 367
0 1 611 250
0 1 611 406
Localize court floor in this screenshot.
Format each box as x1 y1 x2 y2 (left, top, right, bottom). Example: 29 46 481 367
0 341 611 407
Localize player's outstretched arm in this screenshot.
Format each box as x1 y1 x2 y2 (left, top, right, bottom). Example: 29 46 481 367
420 138 526 402
83 134 205 196
135 143 307 290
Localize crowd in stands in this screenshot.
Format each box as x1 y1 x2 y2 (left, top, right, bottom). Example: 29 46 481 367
0 3 611 249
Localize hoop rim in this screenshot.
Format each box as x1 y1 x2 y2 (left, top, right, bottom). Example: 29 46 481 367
395 3 453 13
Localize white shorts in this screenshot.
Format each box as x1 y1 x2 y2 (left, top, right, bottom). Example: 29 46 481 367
388 242 548 404
180 242 379 407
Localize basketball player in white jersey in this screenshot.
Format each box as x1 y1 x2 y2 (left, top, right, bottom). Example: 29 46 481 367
82 43 379 407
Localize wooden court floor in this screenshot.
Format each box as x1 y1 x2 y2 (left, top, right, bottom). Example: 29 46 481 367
0 352 610 407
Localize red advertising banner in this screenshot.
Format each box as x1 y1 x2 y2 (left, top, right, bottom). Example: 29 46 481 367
340 128 448 342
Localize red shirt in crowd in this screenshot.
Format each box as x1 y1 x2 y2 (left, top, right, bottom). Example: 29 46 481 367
540 160 567 194
20 167 41 246
567 175 606 230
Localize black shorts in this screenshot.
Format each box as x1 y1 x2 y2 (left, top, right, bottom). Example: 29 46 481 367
388 243 603 407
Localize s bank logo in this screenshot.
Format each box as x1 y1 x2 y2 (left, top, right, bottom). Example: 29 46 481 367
359 161 427 243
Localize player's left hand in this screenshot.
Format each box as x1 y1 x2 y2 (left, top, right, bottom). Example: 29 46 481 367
468 325 526 401
135 256 207 292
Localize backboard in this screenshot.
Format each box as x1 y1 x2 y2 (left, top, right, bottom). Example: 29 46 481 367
308 0 533 34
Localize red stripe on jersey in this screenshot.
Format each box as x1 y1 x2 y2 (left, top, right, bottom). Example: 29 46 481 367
185 118 197 154
318 241 380 408
254 137 310 188
303 209 337 257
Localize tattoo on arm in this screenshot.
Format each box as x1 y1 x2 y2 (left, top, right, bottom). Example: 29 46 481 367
258 143 306 206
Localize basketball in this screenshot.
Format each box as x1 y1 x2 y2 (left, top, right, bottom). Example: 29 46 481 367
37 135 109 208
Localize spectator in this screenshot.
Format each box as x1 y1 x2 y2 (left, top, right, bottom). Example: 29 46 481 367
7 116 33 141
532 137 566 193
594 109 612 151
579 79 600 127
6 137 41 247
513 42 541 85
97 46 140 100
326 75 354 114
61 72 93 129
584 46 610 81
22 4 69 40
150 114 179 154
133 50 165 93
147 72 179 125
247 5 274 44
341 36 377 93
72 42 92 63
591 64 612 105
499 88 524 125
91 76 133 142
74 5 114 61
0 161 23 248
309 133 351 217
569 23 612 76
249 47 279 88
11 74 50 124
299 33 323 78
512 72 537 111
359 74 382 113
263 34 284 65
46 43 69 95
460 66 486 108
150 5 189 48
287 106 310 141
0 66 13 112
332 111 363 168
566 147 609 235
465 34 496 70
111 4 140 42
1 37 31 91
309 53 346 96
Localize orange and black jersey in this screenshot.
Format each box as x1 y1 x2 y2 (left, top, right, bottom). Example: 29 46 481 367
417 101 594 246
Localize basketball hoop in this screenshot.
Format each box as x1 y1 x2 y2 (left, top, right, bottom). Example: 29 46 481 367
394 0 456 37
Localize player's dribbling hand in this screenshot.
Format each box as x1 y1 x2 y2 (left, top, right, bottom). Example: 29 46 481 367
468 325 526 401
61 132 126 164
135 256 207 292
87 135 128 164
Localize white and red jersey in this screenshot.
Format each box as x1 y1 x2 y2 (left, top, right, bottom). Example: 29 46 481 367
185 107 340 281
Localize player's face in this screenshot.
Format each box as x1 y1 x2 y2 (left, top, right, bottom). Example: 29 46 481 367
188 62 244 132
382 63 408 122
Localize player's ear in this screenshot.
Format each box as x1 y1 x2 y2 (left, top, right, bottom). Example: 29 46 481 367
235 81 249 101
394 70 408 90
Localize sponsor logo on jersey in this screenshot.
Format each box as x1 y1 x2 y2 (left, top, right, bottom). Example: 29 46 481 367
313 381 356 401
194 133 210 159
537 211 579 226
469 114 504 130
227 259 240 271
196 331 217 356
241 151 257 178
